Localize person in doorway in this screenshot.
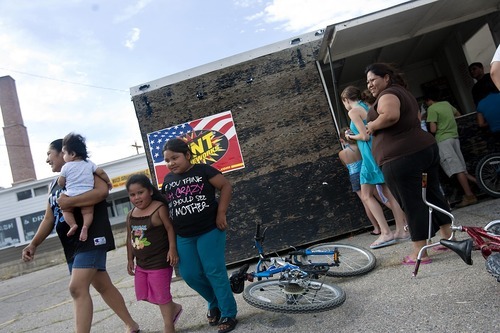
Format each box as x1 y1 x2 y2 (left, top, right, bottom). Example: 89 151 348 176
341 85 409 249
469 62 496 106
22 139 140 333
58 132 113 241
424 93 477 208
126 174 182 333
365 63 453 266
161 138 238 333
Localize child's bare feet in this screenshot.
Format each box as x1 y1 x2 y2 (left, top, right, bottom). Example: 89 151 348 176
67 224 78 237
79 225 88 241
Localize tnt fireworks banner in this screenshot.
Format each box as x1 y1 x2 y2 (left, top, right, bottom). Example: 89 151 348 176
147 110 245 187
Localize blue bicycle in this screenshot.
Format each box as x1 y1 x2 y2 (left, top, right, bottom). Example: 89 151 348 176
229 223 376 313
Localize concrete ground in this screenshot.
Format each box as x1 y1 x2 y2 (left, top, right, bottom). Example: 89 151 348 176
0 198 499 333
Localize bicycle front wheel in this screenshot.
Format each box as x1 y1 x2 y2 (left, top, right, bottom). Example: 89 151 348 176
476 153 500 198
305 243 376 277
242 279 346 313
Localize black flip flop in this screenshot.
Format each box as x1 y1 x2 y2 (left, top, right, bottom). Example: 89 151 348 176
207 308 221 326
218 317 238 333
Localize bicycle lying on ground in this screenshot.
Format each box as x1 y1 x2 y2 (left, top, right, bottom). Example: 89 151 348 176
229 223 376 313
412 173 500 281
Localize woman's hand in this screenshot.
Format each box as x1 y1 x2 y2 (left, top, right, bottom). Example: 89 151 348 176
57 193 70 210
22 244 36 262
366 122 375 136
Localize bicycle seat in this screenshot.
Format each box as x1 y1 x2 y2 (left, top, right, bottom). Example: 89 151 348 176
440 239 473 265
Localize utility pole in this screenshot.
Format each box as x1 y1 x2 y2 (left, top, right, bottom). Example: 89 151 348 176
131 141 143 154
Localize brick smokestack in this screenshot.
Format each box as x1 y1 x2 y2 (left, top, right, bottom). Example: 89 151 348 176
0 75 37 185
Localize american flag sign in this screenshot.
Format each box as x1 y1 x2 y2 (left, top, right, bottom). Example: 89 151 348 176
146 110 245 188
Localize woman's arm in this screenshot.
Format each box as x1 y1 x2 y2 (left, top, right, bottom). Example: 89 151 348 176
209 173 232 230
366 94 401 135
22 202 55 261
58 175 108 210
348 108 370 141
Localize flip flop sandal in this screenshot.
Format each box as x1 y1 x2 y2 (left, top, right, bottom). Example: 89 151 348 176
432 245 450 252
207 307 221 326
173 307 183 325
401 255 432 266
218 317 238 333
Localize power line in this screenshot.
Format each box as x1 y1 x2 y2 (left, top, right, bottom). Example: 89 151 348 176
0 67 129 93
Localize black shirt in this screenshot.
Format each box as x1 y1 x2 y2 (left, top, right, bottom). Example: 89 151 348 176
162 164 220 237
49 180 116 262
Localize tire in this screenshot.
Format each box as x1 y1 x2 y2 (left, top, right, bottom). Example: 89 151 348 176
485 220 500 235
242 279 346 313
476 153 500 198
485 253 500 282
304 243 376 277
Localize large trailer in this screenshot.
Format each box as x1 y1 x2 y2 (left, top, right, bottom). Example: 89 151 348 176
130 0 500 263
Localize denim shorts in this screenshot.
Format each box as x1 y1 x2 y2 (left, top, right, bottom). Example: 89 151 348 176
68 248 107 273
349 172 361 192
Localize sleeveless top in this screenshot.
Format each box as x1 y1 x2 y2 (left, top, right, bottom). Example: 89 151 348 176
366 85 435 166
349 101 385 185
129 205 171 270
49 179 116 263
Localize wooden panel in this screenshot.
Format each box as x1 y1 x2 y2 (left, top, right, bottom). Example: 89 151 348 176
131 40 371 263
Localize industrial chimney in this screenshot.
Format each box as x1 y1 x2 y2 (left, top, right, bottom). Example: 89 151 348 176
0 76 37 185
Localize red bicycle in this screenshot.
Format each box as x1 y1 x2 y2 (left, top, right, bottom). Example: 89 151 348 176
412 173 500 281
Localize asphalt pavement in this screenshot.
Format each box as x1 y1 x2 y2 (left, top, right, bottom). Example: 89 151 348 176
0 198 499 333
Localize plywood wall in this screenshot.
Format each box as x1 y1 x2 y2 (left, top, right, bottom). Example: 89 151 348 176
132 40 370 263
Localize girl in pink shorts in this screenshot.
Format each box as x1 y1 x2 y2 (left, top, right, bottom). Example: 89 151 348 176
126 174 183 333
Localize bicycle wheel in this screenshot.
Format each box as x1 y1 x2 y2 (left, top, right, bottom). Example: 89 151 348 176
304 243 376 277
242 279 346 313
476 153 500 198
485 253 500 282
485 220 500 235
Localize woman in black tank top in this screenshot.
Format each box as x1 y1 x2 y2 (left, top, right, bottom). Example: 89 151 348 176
22 138 140 333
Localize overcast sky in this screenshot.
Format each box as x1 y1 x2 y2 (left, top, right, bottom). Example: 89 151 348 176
0 0 408 188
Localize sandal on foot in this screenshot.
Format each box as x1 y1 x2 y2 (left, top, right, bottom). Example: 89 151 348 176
402 255 432 266
173 306 183 325
370 238 396 249
207 307 221 326
218 317 238 333
432 245 450 252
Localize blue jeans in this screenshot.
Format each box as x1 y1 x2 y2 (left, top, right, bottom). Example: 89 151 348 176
177 228 237 318
68 248 107 274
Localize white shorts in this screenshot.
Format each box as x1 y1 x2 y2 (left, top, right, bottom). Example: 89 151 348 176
437 138 467 177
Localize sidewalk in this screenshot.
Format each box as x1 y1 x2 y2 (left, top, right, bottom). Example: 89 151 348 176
0 198 498 333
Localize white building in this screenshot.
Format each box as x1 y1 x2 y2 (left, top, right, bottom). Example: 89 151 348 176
0 153 148 251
